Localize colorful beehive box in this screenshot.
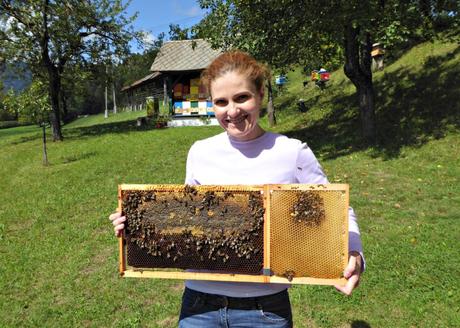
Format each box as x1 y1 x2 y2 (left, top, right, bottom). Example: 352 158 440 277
182 101 191 109
173 101 183 114
173 84 183 99
190 78 200 86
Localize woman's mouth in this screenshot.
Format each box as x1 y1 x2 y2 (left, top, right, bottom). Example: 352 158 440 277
226 114 248 124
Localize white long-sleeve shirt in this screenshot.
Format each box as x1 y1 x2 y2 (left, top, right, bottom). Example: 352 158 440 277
185 131 364 297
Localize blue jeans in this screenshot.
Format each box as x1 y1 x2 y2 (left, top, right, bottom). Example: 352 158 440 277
178 287 293 327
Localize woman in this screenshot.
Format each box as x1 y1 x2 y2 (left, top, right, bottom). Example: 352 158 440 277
110 51 364 327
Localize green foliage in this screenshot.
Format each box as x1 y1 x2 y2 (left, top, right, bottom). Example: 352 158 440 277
116 39 163 90
145 98 160 118
0 0 142 139
3 81 51 124
196 0 459 68
169 24 190 40
196 0 458 143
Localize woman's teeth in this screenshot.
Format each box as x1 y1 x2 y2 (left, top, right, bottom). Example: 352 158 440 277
227 114 248 124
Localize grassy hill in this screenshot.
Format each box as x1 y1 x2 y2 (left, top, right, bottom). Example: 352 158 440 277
0 38 459 327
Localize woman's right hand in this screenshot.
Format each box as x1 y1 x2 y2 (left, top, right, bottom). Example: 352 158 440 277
109 212 126 237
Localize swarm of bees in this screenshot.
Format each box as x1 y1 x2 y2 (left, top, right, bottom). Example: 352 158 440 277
122 187 264 273
290 191 325 227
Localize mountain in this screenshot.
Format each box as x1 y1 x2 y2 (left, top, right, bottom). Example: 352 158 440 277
0 62 32 93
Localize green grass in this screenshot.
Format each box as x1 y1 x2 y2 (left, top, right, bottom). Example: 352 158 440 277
1 38 459 327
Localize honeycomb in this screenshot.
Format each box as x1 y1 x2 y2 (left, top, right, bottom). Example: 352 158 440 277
118 184 348 283
121 185 264 274
269 187 348 280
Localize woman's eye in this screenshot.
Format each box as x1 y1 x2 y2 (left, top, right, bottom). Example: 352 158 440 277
214 99 228 107
235 94 250 102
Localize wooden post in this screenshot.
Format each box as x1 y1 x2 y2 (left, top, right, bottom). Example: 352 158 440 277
42 123 49 166
104 65 108 118
163 76 168 107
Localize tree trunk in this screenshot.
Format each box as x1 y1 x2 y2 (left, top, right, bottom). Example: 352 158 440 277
41 0 62 141
47 66 63 141
344 24 376 144
266 80 276 127
60 89 69 123
112 81 117 114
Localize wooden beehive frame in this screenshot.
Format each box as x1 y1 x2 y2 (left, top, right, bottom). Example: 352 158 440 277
117 184 349 286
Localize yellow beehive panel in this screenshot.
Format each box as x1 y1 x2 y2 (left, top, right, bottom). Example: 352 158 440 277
269 187 348 281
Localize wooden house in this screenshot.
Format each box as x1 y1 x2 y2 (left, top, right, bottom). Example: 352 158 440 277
121 39 221 116
121 72 163 111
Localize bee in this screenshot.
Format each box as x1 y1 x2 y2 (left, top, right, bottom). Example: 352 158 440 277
283 270 296 282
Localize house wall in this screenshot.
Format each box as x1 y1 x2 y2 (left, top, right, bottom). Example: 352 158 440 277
120 79 163 111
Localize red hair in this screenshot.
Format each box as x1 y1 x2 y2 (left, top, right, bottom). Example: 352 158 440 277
201 51 270 95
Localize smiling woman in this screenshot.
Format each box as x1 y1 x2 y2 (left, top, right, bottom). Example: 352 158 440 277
110 50 364 328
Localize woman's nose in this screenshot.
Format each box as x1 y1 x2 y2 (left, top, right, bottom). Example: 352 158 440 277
227 102 240 117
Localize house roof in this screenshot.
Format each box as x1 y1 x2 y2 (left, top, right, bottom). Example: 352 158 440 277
121 71 161 92
150 39 221 72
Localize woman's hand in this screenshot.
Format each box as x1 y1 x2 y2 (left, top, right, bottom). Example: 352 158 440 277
334 251 362 296
109 212 126 237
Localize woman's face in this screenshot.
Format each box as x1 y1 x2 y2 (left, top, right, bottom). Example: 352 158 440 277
210 71 264 141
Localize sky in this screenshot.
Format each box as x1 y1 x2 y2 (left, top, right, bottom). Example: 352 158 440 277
124 0 208 52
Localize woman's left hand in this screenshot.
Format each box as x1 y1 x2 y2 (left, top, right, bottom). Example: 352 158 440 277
334 251 362 296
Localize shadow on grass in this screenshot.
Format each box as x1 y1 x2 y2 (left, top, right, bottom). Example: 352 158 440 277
9 134 42 145
351 320 372 328
283 45 460 160
64 119 159 139
59 151 98 164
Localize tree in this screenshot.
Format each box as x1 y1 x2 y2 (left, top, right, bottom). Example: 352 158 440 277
169 24 191 41
0 0 140 141
116 33 164 88
3 80 51 164
196 0 459 144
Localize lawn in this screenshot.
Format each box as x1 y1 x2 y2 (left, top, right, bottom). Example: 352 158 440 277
0 38 459 327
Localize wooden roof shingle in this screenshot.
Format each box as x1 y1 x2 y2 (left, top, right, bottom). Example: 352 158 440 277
150 39 221 72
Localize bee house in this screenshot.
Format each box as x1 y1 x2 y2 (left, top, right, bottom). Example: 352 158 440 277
117 184 349 285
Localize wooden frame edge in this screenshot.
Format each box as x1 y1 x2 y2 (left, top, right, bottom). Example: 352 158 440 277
269 276 347 286
122 270 346 286
343 184 350 274
263 185 271 283
119 184 264 192
118 185 126 275
123 270 267 283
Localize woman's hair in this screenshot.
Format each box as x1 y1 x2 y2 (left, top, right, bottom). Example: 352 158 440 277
201 50 270 95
